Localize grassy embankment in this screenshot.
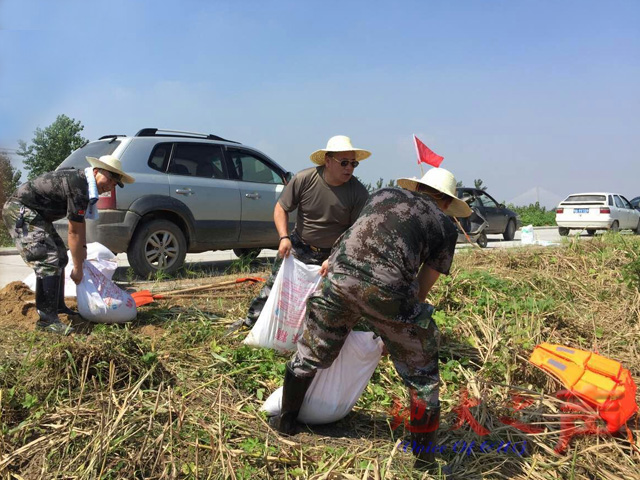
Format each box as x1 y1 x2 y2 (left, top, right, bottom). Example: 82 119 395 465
0 234 638 479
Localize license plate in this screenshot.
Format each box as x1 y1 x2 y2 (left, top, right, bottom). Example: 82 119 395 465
574 208 589 214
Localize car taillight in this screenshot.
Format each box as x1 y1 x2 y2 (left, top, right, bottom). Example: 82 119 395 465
96 187 116 209
600 207 610 214
556 208 564 214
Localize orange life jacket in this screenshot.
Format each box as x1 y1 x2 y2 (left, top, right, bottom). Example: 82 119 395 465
529 342 638 433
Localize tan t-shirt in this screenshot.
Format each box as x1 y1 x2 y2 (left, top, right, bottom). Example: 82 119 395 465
278 166 369 249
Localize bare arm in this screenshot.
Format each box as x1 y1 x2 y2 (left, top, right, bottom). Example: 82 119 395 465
417 264 441 302
274 202 292 258
68 220 87 284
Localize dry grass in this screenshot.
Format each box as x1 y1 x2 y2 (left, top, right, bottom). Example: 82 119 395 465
0 234 638 479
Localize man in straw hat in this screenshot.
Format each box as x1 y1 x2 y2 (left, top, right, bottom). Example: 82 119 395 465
268 167 471 471
2 155 134 335
232 135 370 330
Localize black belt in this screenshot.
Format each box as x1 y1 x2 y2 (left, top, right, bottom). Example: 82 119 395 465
307 243 332 253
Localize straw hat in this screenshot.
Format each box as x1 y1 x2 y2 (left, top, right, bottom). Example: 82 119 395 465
397 168 472 217
86 155 135 187
309 135 371 165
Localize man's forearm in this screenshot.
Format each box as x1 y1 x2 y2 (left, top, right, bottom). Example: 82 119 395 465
273 203 290 237
68 223 86 268
417 264 441 302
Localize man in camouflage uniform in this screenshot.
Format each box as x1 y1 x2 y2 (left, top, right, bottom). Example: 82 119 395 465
2 155 134 335
269 167 472 471
232 135 370 330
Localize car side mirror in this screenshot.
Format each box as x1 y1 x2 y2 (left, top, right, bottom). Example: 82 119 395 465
284 171 293 184
499 203 505 209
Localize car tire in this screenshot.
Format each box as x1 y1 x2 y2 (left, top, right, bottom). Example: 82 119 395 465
586 229 596 236
558 227 570 236
127 219 187 277
503 219 516 241
233 248 261 260
477 232 488 248
610 221 619 233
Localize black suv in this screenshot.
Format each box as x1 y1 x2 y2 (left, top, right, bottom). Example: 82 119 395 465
56 128 292 277
456 187 522 240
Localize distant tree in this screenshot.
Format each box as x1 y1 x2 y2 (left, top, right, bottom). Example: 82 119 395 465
363 177 396 193
0 151 21 205
456 180 464 188
17 114 88 180
473 178 488 191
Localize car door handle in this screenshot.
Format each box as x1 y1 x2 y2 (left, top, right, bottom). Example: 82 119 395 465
175 188 193 196
245 192 261 200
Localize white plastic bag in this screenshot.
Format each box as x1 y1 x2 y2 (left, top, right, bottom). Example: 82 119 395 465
521 224 535 245
243 255 322 352
76 262 137 323
261 331 384 424
24 242 118 297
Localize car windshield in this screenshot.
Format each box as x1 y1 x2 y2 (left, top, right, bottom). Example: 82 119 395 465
57 140 122 169
563 195 606 203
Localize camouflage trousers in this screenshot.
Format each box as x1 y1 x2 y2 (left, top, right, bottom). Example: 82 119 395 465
245 231 331 323
2 200 68 277
290 273 441 407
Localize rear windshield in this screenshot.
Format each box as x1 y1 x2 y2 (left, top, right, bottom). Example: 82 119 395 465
562 195 606 203
57 140 122 170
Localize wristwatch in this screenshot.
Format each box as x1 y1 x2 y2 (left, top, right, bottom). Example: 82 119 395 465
279 235 290 241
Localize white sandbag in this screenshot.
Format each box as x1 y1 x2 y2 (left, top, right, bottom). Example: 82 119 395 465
520 225 535 245
23 242 118 297
76 261 136 323
243 255 322 352
261 331 384 424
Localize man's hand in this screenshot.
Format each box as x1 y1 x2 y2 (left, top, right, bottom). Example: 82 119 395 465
70 265 83 285
278 238 292 258
319 259 329 277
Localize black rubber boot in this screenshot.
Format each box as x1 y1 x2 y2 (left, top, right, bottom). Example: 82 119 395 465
409 394 441 472
35 275 74 336
269 363 313 435
57 272 77 316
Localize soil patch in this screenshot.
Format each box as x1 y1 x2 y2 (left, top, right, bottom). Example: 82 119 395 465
0 281 39 330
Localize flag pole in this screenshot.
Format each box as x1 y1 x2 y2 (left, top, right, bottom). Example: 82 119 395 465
413 134 425 176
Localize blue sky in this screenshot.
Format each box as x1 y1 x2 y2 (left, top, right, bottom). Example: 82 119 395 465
1 0 638 207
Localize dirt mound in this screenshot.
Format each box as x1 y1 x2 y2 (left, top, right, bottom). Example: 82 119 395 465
0 281 38 330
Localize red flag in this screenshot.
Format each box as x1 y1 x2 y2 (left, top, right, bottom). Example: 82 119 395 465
413 135 444 167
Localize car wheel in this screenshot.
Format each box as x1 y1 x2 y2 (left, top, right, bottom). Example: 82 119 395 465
586 229 596 236
558 227 570 236
476 232 488 248
127 219 187 277
233 248 261 260
610 221 619 233
503 219 516 241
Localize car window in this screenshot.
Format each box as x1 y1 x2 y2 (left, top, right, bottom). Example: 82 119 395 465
613 195 625 209
631 197 640 209
227 150 283 184
58 140 121 169
608 195 614 206
564 195 607 203
148 143 172 172
478 192 498 208
619 195 633 209
168 143 227 179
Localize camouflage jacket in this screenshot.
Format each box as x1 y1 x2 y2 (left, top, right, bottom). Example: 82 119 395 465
329 187 458 297
11 168 90 223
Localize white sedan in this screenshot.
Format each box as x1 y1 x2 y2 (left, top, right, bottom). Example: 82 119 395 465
555 192 640 236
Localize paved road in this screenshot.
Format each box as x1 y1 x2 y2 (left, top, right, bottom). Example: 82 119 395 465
0 226 581 290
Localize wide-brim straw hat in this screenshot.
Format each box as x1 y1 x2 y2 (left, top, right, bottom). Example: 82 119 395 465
310 135 371 165
86 155 135 187
397 167 472 218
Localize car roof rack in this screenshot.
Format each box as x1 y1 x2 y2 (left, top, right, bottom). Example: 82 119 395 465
98 134 126 140
135 128 240 144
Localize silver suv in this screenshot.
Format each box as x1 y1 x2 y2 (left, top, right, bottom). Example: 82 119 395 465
55 128 292 277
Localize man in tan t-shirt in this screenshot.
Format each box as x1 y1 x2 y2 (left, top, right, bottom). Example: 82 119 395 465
232 135 371 330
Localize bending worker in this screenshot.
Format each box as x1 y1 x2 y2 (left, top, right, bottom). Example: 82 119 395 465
268 167 471 471
2 155 134 335
234 135 370 330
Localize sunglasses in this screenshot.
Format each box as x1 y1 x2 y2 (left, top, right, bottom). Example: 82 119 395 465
332 157 359 168
101 169 123 187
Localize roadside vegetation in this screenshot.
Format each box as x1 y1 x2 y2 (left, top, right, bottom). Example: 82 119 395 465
1 234 638 478
508 202 557 227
